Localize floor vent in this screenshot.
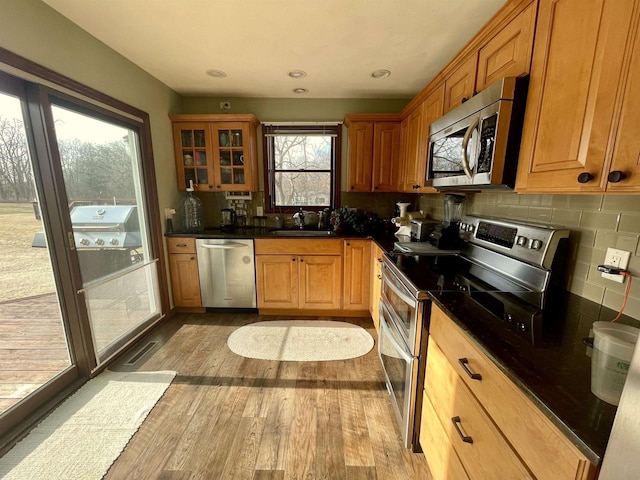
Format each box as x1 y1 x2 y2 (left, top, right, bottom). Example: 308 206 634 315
125 341 158 365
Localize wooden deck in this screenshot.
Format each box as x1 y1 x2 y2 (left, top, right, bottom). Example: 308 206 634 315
0 293 70 413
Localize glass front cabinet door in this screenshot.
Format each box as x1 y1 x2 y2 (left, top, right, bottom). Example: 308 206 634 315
170 114 259 192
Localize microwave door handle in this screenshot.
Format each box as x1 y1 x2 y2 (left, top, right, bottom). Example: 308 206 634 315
461 117 479 179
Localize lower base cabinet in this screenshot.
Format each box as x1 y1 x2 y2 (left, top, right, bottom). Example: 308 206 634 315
255 239 343 312
167 237 202 308
421 305 597 480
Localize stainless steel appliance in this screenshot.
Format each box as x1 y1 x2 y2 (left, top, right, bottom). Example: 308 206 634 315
379 215 569 450
70 205 142 282
409 219 439 242
426 76 528 190
220 208 237 228
429 194 466 249
196 239 256 308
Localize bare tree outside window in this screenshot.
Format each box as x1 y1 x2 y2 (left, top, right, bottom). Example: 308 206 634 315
263 124 340 212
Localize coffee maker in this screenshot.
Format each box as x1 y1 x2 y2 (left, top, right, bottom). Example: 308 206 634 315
429 194 465 249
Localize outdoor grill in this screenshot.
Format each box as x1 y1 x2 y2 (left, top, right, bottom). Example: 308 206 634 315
70 205 142 283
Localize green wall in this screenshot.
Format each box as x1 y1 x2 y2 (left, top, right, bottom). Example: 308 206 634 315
0 0 182 219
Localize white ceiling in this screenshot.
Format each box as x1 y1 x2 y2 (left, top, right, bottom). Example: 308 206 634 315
42 0 507 99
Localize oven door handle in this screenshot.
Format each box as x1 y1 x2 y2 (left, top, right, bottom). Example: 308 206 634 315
461 116 478 179
382 267 417 308
379 304 415 364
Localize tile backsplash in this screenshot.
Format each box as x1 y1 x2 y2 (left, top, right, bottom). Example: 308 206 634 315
419 192 640 320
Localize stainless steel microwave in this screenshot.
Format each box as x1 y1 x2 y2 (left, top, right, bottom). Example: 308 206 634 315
425 76 528 190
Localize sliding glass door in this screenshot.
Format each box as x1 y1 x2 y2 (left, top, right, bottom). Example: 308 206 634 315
0 67 165 444
50 104 160 364
0 89 72 416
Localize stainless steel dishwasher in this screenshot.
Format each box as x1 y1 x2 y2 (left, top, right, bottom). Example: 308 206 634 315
196 239 256 308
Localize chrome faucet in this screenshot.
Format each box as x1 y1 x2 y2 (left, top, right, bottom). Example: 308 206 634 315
293 207 305 229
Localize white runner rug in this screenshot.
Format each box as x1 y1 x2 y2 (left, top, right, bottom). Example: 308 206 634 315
0 370 176 479
228 320 374 361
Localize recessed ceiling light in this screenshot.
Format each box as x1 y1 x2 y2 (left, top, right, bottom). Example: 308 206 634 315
293 88 308 94
288 70 307 79
371 69 391 79
205 69 227 78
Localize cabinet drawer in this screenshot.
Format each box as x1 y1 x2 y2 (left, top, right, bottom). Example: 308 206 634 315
426 340 533 479
167 237 197 254
430 305 595 480
420 391 469 480
254 238 342 255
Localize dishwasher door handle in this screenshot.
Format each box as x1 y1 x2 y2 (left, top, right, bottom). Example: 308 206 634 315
200 242 249 250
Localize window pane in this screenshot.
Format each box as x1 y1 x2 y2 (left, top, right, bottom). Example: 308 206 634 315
274 172 331 206
274 135 331 170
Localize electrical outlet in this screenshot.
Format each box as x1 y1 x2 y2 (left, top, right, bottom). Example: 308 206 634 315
602 247 631 283
220 101 231 110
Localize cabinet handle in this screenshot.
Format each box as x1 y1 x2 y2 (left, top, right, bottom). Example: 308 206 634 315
458 358 482 380
577 172 594 183
176 244 187 247
190 256 195 260
451 416 473 444
216 185 221 188
461 97 469 103
208 185 213 189
377 257 382 263
608 170 627 183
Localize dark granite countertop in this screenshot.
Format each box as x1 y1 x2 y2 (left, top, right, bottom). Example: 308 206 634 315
165 228 624 463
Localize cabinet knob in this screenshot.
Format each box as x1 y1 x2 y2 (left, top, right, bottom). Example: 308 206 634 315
374 186 379 190
300 258 304 262
577 172 594 183
413 184 420 189
216 185 221 188
377 274 382 280
292 258 296 262
350 186 355 190
208 185 213 189
461 97 469 103
346 242 350 246
190 256 195 260
608 170 627 183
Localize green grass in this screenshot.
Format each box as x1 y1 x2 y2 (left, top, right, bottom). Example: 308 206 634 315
0 202 56 302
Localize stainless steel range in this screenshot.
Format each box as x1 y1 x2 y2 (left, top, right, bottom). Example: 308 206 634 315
378 215 569 450
70 205 142 282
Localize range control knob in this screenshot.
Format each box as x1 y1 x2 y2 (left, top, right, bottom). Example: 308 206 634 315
110 238 119 246
95 238 105 246
516 236 528 246
530 239 542 250
467 224 475 233
80 238 90 246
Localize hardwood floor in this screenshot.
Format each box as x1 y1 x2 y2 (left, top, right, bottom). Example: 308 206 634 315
105 312 432 480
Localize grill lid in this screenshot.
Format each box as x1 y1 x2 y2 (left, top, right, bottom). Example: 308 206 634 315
70 205 139 230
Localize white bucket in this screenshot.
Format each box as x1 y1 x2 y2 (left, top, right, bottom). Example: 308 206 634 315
590 321 639 405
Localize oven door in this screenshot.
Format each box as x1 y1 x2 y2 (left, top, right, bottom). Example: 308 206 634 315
378 299 418 448
381 263 420 351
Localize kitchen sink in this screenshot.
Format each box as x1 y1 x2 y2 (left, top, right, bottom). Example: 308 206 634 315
268 229 335 237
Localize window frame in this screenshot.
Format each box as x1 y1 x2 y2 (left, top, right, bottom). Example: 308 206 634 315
262 124 341 213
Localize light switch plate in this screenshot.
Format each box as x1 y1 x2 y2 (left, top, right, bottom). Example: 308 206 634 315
602 248 631 283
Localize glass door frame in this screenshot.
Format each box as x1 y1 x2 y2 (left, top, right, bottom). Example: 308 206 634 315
0 64 170 449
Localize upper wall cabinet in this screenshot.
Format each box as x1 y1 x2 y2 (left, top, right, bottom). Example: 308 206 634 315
516 0 640 193
170 114 259 192
443 54 478 114
344 114 401 192
476 1 536 91
402 85 444 193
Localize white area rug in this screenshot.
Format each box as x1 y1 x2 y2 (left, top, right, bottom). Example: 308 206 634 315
228 320 374 361
0 370 176 480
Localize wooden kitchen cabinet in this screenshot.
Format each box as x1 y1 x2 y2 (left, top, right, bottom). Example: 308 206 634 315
369 242 383 334
167 237 202 308
255 255 299 309
516 0 640 193
443 54 478 114
344 114 401 192
170 114 259 192
476 1 536 91
421 305 597 480
343 239 371 311
402 85 444 193
426 341 533 479
254 239 343 313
